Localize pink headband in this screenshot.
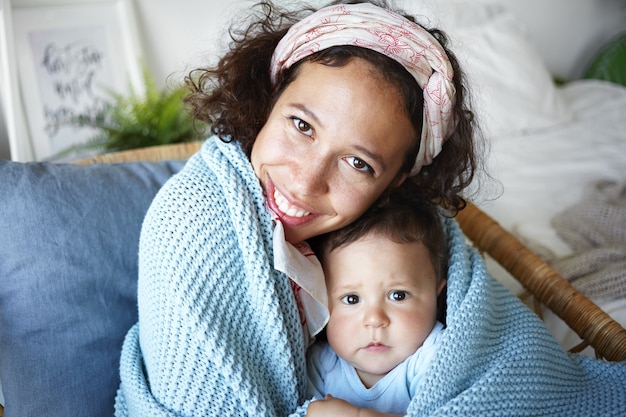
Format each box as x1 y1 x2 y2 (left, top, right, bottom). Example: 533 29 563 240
270 3 456 175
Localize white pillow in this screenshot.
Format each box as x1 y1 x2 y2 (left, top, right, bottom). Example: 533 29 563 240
449 11 572 136
396 0 572 136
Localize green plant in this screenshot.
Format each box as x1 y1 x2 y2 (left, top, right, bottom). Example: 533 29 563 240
57 68 206 157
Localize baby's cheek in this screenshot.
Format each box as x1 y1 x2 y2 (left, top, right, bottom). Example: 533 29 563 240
325 315 346 351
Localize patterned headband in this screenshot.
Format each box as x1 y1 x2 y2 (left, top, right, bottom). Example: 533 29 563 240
270 3 456 175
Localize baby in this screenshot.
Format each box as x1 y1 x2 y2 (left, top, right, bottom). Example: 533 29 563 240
307 192 448 416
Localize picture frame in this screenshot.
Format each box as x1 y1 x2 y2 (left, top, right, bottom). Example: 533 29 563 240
0 0 31 161
0 0 143 161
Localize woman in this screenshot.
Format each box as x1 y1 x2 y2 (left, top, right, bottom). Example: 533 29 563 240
117 1 626 416
115 1 478 415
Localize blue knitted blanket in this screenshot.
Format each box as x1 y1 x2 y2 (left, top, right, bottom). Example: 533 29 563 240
116 137 626 416
116 137 307 416
406 220 626 416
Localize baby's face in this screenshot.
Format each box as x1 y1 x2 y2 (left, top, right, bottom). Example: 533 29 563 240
324 234 443 388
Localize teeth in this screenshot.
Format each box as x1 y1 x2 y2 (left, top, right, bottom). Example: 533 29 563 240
274 190 311 218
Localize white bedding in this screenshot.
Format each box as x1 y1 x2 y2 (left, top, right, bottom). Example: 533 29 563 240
397 0 626 354
481 80 626 261
480 80 626 354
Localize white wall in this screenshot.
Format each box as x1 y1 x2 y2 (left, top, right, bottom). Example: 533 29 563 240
493 0 626 80
133 0 626 89
131 0 240 88
1 0 625 159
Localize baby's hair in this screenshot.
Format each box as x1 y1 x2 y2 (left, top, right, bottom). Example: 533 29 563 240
312 189 449 286
310 187 449 324
183 0 483 213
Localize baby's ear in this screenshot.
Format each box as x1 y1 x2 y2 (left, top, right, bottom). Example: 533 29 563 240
437 279 447 296
392 172 409 188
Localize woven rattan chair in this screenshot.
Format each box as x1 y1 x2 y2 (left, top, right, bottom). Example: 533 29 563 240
78 141 626 362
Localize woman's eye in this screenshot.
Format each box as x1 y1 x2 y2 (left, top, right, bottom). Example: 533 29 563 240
341 294 360 305
291 117 313 136
389 291 409 302
345 156 373 173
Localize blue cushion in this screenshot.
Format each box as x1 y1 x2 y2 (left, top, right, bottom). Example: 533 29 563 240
0 159 184 417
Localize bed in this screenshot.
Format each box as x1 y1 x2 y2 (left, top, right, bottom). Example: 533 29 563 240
1 1 625 416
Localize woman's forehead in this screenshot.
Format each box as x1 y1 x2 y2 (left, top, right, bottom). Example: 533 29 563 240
279 61 415 157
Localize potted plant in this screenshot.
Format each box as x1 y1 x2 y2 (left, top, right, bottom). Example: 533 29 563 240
55 68 207 159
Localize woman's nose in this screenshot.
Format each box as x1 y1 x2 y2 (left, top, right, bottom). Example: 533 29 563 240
292 157 330 196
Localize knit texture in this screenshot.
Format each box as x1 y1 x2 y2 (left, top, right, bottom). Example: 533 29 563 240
406 218 626 416
116 137 306 416
116 137 626 416
550 180 626 299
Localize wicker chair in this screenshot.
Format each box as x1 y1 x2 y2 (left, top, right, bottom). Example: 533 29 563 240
457 203 626 362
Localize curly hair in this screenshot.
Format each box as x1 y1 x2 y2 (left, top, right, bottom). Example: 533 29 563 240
183 0 483 213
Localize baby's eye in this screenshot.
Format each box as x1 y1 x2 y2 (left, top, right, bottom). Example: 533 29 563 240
291 117 313 136
345 156 374 174
389 290 409 302
341 294 360 305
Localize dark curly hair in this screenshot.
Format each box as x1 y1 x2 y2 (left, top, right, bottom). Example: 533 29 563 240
183 0 483 214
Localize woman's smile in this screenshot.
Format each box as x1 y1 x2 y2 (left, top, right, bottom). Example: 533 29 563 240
273 189 311 218
265 176 319 228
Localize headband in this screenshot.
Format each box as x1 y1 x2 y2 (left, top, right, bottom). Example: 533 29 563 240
270 3 456 175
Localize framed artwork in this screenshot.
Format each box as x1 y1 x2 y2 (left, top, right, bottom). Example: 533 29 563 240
1 0 143 161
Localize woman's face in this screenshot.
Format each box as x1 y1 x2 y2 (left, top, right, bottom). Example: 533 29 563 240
251 59 416 243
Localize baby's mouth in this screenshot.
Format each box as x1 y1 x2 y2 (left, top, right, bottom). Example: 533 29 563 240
273 189 311 218
365 342 389 352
